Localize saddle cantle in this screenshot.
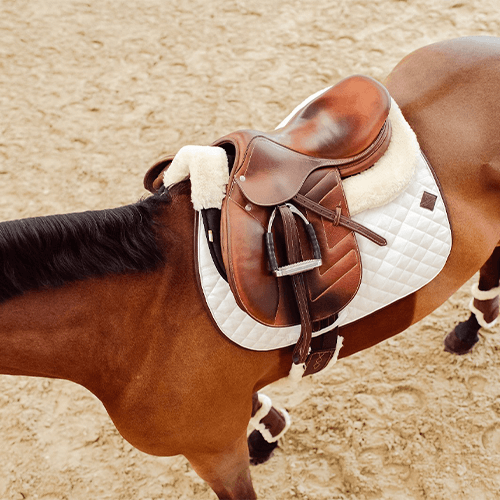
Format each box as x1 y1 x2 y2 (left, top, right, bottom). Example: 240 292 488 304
144 75 392 373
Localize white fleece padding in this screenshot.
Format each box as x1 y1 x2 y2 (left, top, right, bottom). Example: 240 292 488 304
248 393 291 443
163 145 229 210
342 99 419 215
469 298 499 329
276 90 419 216
255 407 291 443
329 334 344 367
248 393 272 429
471 282 500 301
469 282 500 330
282 362 306 386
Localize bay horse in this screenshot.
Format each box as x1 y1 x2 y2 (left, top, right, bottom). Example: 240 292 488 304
1 36 500 499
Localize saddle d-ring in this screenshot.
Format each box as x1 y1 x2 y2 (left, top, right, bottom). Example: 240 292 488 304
265 203 322 277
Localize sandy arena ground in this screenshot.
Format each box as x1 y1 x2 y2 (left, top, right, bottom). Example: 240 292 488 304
1 1 500 499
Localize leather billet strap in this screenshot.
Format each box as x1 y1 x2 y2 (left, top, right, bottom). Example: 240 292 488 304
278 204 314 365
293 193 387 246
201 208 228 282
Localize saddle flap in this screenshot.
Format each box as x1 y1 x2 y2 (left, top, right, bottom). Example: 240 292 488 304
221 166 362 327
234 135 333 206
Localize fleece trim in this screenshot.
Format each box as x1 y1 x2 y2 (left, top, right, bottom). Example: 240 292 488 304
469 298 499 329
471 282 500 301
163 145 228 210
248 393 291 443
342 98 419 216
162 99 417 216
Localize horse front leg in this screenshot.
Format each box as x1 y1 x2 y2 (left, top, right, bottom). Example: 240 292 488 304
186 433 256 500
445 247 500 354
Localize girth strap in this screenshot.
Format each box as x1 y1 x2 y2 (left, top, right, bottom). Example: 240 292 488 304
304 325 340 376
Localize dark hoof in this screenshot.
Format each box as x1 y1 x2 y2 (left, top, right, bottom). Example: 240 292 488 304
444 327 479 355
248 429 278 466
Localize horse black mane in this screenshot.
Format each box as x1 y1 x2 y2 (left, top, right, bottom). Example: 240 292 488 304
0 191 171 304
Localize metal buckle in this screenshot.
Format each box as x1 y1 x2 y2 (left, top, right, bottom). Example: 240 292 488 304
265 203 322 277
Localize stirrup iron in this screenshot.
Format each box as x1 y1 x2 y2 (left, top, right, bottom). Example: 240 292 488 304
265 203 322 277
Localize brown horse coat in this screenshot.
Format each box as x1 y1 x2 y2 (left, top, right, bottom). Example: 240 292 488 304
1 36 500 499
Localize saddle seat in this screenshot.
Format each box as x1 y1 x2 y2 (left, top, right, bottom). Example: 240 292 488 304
143 75 391 194
271 74 390 161
214 76 391 207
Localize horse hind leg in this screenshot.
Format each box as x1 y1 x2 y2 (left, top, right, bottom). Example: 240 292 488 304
247 392 291 466
444 247 500 354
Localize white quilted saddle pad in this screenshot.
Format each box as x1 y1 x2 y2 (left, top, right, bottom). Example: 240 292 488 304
196 151 452 351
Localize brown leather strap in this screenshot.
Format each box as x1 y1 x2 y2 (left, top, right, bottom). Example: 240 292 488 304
303 326 339 376
278 204 313 364
273 205 343 375
293 193 387 246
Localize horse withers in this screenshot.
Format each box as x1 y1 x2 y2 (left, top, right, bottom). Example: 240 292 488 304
1 36 500 499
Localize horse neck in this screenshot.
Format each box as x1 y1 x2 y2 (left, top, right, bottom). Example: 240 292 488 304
0 186 197 402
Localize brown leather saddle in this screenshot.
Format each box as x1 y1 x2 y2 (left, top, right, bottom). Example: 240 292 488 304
145 75 392 374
